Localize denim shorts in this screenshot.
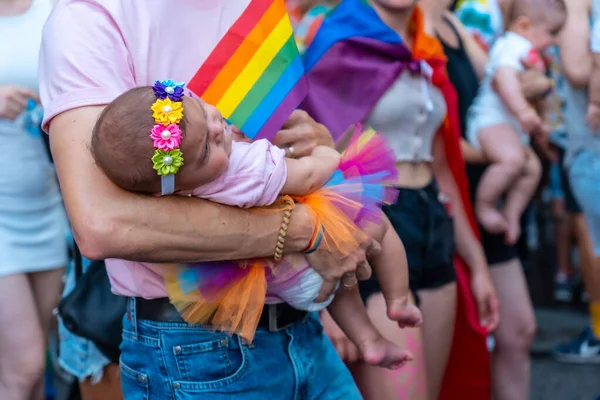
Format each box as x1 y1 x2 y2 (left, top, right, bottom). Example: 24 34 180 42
569 150 600 255
359 181 456 301
548 162 564 200
120 298 362 400
58 241 111 382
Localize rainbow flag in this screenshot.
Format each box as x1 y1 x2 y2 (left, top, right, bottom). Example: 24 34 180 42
187 0 307 140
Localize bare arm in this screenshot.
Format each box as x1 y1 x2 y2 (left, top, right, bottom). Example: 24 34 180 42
493 67 532 116
432 133 500 329
432 134 487 275
282 146 341 195
49 106 313 262
559 0 592 88
586 54 600 129
590 54 600 106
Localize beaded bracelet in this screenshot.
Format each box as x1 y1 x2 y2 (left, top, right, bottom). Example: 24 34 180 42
274 196 295 261
304 223 324 254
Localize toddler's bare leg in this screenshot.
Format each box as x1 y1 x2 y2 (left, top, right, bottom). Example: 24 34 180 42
327 285 413 369
363 217 422 327
503 147 542 244
475 124 527 234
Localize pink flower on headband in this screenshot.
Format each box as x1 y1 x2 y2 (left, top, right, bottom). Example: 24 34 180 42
150 124 182 150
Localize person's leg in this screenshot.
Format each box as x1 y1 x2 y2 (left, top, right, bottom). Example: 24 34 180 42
417 282 457 400
573 214 600 302
0 274 46 400
572 214 600 329
475 124 527 234
553 151 600 362
503 148 542 244
350 293 428 400
551 193 574 301
569 152 600 330
489 258 536 400
327 285 413 368
548 161 571 280
28 268 65 400
79 364 124 400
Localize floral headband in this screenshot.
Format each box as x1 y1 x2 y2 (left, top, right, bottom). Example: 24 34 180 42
150 80 185 195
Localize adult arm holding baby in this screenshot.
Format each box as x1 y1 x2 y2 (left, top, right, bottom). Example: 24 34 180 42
48 105 373 301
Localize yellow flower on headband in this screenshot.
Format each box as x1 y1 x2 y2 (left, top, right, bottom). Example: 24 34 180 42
151 98 184 126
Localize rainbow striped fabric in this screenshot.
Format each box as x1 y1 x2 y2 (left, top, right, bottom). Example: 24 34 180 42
187 0 307 140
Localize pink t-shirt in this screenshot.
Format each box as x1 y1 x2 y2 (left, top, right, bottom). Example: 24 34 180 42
106 140 288 298
40 0 250 131
38 0 278 298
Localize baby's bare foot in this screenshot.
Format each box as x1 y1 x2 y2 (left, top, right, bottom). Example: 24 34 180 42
358 337 413 370
476 203 507 234
387 300 423 328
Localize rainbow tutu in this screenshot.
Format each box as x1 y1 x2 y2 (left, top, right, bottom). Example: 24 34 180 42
164 125 398 341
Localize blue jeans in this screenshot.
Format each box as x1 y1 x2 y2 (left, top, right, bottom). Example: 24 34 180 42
120 298 362 400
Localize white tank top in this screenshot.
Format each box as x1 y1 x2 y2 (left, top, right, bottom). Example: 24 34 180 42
365 70 446 162
0 0 59 209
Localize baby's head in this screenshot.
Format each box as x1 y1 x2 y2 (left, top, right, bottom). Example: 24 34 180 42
506 0 566 50
91 86 232 195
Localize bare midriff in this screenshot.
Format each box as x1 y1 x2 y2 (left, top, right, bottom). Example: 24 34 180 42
393 161 433 189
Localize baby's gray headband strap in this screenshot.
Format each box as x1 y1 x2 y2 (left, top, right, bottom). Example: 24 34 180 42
161 174 175 196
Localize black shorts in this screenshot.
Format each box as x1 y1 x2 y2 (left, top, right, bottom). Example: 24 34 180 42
359 182 456 302
466 164 519 265
558 147 582 214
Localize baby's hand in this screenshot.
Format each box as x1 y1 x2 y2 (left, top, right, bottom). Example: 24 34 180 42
386 296 423 329
587 103 600 132
517 107 542 134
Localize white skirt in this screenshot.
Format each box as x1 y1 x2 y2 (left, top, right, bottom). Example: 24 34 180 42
0 199 69 277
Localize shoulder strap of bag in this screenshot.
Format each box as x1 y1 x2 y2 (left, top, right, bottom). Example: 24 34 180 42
73 242 83 281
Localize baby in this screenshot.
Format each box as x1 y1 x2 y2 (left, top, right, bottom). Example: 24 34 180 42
467 0 566 244
91 84 422 369
586 0 600 129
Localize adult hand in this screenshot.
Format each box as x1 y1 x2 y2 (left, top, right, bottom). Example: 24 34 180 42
471 270 500 332
587 103 600 131
532 123 558 162
0 85 39 120
320 310 361 364
307 231 380 302
273 110 335 157
517 107 543 134
519 59 553 101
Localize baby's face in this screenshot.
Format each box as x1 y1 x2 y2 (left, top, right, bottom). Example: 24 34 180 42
526 12 565 51
176 96 233 189
528 22 560 50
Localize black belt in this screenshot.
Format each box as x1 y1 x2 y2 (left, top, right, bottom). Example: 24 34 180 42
134 297 309 332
